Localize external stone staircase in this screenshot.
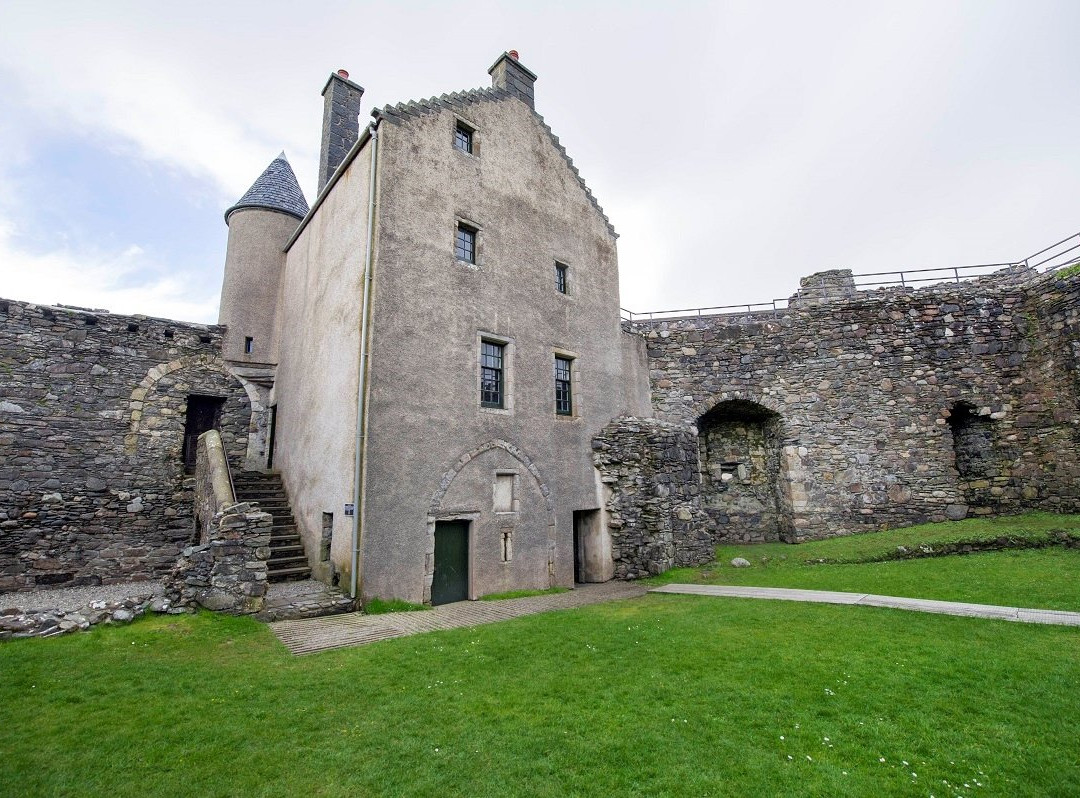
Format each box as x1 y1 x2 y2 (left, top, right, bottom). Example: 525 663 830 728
231 471 311 582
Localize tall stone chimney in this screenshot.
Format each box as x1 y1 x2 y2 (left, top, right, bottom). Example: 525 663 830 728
488 50 537 109
318 69 364 193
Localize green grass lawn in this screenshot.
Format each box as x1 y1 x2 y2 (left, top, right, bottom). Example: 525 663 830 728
3 593 1079 797
3 513 1079 797
651 513 1080 611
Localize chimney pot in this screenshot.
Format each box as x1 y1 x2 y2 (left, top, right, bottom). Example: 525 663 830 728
508 50 519 60
337 69 350 78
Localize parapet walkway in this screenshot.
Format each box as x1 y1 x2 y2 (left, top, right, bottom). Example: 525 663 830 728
270 581 647 655
650 584 1080 626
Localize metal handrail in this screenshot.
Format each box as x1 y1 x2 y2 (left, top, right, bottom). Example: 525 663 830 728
621 230 1079 322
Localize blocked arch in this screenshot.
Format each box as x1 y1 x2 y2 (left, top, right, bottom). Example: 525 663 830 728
123 354 257 453
426 439 558 598
691 390 785 429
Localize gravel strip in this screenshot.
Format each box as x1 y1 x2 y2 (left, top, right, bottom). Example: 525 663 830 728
0 580 164 613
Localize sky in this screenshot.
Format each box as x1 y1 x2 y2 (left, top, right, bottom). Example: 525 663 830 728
0 0 1078 323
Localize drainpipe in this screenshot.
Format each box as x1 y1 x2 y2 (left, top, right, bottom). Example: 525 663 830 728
351 122 379 600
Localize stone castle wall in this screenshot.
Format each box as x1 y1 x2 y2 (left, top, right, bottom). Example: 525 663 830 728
592 417 714 579
0 299 255 591
599 268 1080 562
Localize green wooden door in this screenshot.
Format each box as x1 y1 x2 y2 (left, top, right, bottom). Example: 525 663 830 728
432 521 469 605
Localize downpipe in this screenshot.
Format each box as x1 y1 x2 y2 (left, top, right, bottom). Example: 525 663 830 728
351 123 379 600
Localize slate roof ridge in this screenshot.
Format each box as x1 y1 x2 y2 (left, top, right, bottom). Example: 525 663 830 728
372 86 615 238
225 153 309 223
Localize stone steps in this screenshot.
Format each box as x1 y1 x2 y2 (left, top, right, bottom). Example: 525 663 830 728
233 471 311 583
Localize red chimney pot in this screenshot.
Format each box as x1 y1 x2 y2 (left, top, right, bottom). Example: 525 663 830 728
508 50 519 60
337 69 350 79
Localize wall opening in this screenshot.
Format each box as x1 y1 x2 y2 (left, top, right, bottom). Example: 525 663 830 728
266 405 278 468
949 402 996 489
321 512 333 561
182 395 225 473
572 509 606 583
698 400 784 542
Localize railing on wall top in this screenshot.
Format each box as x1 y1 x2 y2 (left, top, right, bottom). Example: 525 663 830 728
621 230 1080 322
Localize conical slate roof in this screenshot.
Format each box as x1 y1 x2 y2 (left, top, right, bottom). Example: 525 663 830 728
225 152 309 223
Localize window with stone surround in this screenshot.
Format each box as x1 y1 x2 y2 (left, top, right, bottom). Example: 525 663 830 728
454 120 475 154
481 340 505 408
555 261 568 294
456 222 477 263
555 355 573 415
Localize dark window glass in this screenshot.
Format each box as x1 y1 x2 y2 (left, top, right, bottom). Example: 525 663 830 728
555 356 573 415
244 336 254 354
481 341 504 408
555 262 568 294
456 224 476 263
454 123 473 154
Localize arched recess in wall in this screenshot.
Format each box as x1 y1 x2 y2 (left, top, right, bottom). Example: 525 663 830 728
427 439 558 597
696 398 787 543
691 390 785 428
123 354 257 465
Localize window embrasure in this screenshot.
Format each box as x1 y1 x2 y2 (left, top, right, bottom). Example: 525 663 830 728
481 340 505 408
454 120 476 155
555 261 568 294
555 355 573 416
456 222 478 264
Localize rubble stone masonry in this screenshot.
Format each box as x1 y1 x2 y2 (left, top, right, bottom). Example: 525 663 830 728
0 299 253 591
597 267 1080 565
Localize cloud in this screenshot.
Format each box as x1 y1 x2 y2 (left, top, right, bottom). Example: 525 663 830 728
0 217 219 323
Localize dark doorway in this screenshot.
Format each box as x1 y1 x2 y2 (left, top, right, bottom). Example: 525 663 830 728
183 395 225 473
432 521 469 605
267 405 278 469
572 518 582 583
572 509 603 583
948 403 995 481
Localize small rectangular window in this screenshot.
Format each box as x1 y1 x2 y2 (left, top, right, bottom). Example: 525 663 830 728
456 223 477 263
454 122 474 154
244 336 254 354
555 262 568 294
481 341 504 408
555 356 573 416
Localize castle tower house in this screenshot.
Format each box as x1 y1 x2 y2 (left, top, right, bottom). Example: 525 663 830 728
219 152 309 365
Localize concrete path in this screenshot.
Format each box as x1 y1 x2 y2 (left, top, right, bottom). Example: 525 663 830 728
650 584 1080 627
270 581 647 655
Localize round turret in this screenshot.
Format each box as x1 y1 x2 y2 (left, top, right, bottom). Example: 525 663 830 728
219 153 309 364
